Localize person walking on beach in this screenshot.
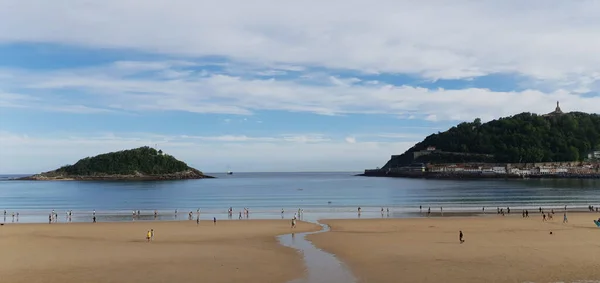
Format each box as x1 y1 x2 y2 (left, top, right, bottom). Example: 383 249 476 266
93 216 97 223
196 216 200 225
507 207 510 214
563 212 568 223
49 213 52 224
525 210 529 217
542 213 546 222
213 217 217 225
239 211 242 220
459 231 464 244
146 230 151 242
291 218 296 228
420 205 422 213
427 207 431 217
150 229 154 241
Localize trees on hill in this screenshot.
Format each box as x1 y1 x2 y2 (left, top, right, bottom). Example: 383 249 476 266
385 112 600 167
56 146 191 175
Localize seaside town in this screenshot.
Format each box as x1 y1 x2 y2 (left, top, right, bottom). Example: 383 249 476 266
365 145 600 179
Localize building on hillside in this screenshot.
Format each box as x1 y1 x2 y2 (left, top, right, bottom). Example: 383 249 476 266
543 101 565 117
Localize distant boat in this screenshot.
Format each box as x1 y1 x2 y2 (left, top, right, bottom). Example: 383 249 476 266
226 171 233 175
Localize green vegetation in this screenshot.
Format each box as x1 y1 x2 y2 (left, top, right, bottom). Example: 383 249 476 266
384 112 600 167
56 146 194 175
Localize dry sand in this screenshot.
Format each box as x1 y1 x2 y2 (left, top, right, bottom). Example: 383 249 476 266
0 219 320 283
310 213 600 283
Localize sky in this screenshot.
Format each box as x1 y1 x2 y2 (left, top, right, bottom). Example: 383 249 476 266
1 0 600 174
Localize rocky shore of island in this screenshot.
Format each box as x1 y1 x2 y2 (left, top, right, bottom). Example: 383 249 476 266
15 169 215 181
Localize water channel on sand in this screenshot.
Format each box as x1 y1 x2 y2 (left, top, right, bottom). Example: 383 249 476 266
278 220 356 283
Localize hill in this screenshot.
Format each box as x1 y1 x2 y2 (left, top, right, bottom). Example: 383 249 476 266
381 110 600 169
17 146 214 181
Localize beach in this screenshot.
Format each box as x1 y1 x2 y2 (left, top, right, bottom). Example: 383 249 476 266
309 212 600 283
0 219 320 283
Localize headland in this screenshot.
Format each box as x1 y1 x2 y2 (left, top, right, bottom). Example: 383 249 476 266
363 103 600 180
14 146 214 181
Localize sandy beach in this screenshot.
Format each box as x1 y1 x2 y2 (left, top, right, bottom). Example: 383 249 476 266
310 212 600 283
0 219 320 283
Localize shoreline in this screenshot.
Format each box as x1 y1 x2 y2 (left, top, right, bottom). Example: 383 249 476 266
358 172 600 180
3 206 598 224
11 174 216 181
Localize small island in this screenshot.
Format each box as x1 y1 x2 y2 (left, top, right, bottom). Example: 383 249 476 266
16 146 214 181
362 102 600 179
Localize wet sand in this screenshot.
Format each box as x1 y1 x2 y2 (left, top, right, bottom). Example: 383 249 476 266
0 220 320 283
309 213 600 283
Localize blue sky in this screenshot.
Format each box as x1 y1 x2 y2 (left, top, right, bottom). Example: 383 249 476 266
1 0 600 173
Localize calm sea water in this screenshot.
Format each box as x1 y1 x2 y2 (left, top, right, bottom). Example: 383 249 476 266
1 172 599 223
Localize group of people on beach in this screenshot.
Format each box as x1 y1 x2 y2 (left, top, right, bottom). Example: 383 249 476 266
4 210 19 223
290 208 304 228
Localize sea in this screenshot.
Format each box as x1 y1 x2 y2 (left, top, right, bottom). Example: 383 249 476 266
1 172 599 223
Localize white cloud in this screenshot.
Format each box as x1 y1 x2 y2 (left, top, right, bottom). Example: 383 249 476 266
0 91 116 114
2 63 598 122
375 133 427 140
345 137 356 144
0 131 414 174
3 0 600 88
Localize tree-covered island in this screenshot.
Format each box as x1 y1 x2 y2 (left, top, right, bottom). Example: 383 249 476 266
16 146 214 181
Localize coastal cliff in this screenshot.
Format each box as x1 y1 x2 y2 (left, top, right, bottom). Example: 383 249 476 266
16 146 214 181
